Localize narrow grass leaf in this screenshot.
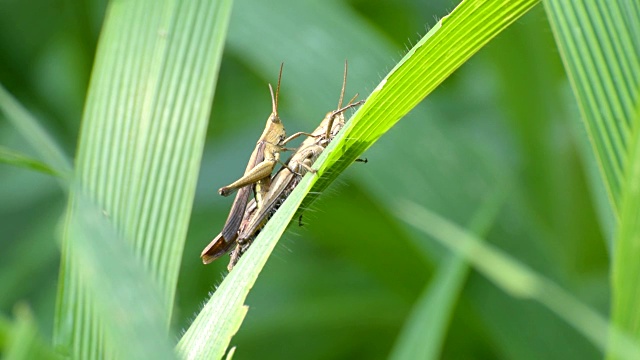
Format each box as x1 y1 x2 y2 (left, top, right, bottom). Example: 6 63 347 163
177 183 306 358
53 0 233 357
3 304 59 360
390 188 507 360
389 257 466 360
0 84 72 177
307 0 539 203
394 200 640 360
0 146 61 177
177 301 247 360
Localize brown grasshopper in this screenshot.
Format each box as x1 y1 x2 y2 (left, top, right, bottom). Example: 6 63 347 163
226 62 364 270
201 65 314 264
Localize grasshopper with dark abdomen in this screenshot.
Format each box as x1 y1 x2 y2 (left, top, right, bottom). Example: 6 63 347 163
201 65 315 264
226 62 364 270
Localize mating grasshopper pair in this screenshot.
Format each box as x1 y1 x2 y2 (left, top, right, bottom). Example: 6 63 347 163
201 62 363 270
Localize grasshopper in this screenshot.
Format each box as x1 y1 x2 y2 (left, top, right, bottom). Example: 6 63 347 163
226 62 364 270
201 65 314 264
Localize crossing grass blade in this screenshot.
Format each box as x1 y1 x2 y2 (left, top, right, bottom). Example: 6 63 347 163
389 189 507 360
0 84 72 178
394 200 640 360
305 0 539 203
0 146 60 177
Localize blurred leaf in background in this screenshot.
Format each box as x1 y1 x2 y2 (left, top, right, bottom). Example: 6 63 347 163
0 0 626 359
0 0 105 339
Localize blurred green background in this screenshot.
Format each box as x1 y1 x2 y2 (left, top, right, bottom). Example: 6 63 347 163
0 0 609 359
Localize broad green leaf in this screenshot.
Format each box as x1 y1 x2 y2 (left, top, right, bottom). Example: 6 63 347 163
542 1 640 358
611 108 640 359
56 193 177 359
53 0 233 357
543 0 639 216
180 0 539 357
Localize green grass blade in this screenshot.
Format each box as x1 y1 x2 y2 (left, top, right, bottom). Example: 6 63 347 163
0 146 60 177
59 194 177 360
611 107 640 359
0 83 72 177
394 200 640 360
53 0 233 357
2 304 59 360
543 0 640 215
306 0 539 202
177 173 309 359
389 257 466 360
180 0 539 356
542 1 640 357
389 189 507 360
177 298 247 359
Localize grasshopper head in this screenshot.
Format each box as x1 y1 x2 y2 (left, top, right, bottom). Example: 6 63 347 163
323 98 363 142
258 82 286 145
267 83 281 124
268 63 284 124
323 61 363 140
